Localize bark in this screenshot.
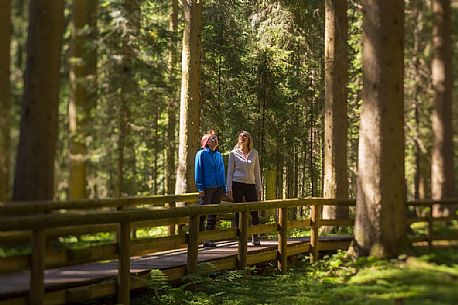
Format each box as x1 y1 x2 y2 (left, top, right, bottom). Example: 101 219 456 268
165 0 179 195
0 0 11 201
353 0 406 258
13 0 65 201
175 0 203 197
322 0 349 230
69 0 97 200
431 0 454 216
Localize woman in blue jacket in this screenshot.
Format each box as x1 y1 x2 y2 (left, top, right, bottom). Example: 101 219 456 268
195 130 226 247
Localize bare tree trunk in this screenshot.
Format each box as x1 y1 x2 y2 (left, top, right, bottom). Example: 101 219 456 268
165 0 179 195
431 0 454 217
322 0 349 232
69 0 97 200
13 0 64 201
353 0 406 258
175 0 203 197
0 0 11 201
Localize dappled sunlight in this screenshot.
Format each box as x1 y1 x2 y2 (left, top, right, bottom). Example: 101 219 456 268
132 250 458 305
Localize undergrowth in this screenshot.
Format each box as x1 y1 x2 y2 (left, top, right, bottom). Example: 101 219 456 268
132 248 458 305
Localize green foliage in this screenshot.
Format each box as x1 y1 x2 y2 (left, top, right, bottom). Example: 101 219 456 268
132 250 458 305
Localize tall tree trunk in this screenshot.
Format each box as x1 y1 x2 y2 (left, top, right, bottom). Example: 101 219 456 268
69 0 97 200
13 0 64 201
412 1 424 200
322 0 349 232
165 0 178 195
175 0 203 197
117 0 139 198
431 0 454 216
0 0 11 201
353 0 406 258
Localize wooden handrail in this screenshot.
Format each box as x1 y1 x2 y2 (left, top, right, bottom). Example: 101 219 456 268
407 198 458 206
0 198 355 231
0 193 200 215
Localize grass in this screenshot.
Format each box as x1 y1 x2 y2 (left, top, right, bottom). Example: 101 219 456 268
132 248 458 305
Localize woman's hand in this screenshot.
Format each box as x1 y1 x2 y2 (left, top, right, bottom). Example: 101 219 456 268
257 191 261 201
226 191 232 200
198 191 205 198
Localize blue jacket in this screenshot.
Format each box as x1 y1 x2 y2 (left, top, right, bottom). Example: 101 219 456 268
195 148 227 193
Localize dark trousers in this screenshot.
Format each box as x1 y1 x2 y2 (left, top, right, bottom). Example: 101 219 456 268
199 187 223 231
233 181 259 229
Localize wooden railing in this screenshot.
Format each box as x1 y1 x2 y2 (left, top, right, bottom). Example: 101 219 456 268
407 199 458 247
0 195 457 305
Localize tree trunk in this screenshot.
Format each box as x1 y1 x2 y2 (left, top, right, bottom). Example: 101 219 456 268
0 0 11 201
116 0 139 198
412 0 425 201
322 0 349 232
13 0 64 201
353 0 406 258
431 0 454 217
175 0 203 197
165 0 179 195
69 0 97 200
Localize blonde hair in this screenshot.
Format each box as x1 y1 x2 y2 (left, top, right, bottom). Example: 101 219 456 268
234 131 253 151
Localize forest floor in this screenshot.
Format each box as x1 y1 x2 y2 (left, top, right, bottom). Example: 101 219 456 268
128 247 458 305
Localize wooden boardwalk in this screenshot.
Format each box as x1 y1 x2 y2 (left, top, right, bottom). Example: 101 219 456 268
0 236 352 301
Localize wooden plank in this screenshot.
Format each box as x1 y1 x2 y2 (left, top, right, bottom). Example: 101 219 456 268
247 249 277 265
198 228 238 243
0 194 200 215
277 208 288 273
187 215 199 274
319 240 351 251
0 198 312 231
407 198 458 207
66 281 116 304
48 244 118 268
117 222 131 305
407 217 427 225
0 255 29 274
0 297 26 305
30 229 46 305
131 234 187 256
248 223 277 235
238 212 248 269
287 243 310 256
0 218 190 246
319 219 353 227
310 205 319 262
288 219 311 229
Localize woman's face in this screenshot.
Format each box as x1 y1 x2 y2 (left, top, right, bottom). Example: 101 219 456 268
207 135 218 151
238 133 248 145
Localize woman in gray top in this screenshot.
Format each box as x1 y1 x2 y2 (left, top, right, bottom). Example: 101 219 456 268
227 131 262 246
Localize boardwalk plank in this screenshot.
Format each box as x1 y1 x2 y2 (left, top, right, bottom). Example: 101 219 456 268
0 236 352 300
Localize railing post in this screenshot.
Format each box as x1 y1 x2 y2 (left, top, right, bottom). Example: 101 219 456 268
30 228 46 305
310 204 319 262
167 201 176 236
238 211 248 269
118 221 131 305
187 215 199 274
427 206 433 249
277 207 288 273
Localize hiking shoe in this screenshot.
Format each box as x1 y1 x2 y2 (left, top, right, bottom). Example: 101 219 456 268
203 240 217 248
251 238 261 246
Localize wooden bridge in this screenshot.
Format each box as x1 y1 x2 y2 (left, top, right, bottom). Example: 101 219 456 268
0 195 456 305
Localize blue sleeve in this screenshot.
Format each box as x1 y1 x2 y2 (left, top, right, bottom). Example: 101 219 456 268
195 151 204 192
219 153 227 193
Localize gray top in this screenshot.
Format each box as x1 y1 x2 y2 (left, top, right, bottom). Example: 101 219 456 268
227 148 262 192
